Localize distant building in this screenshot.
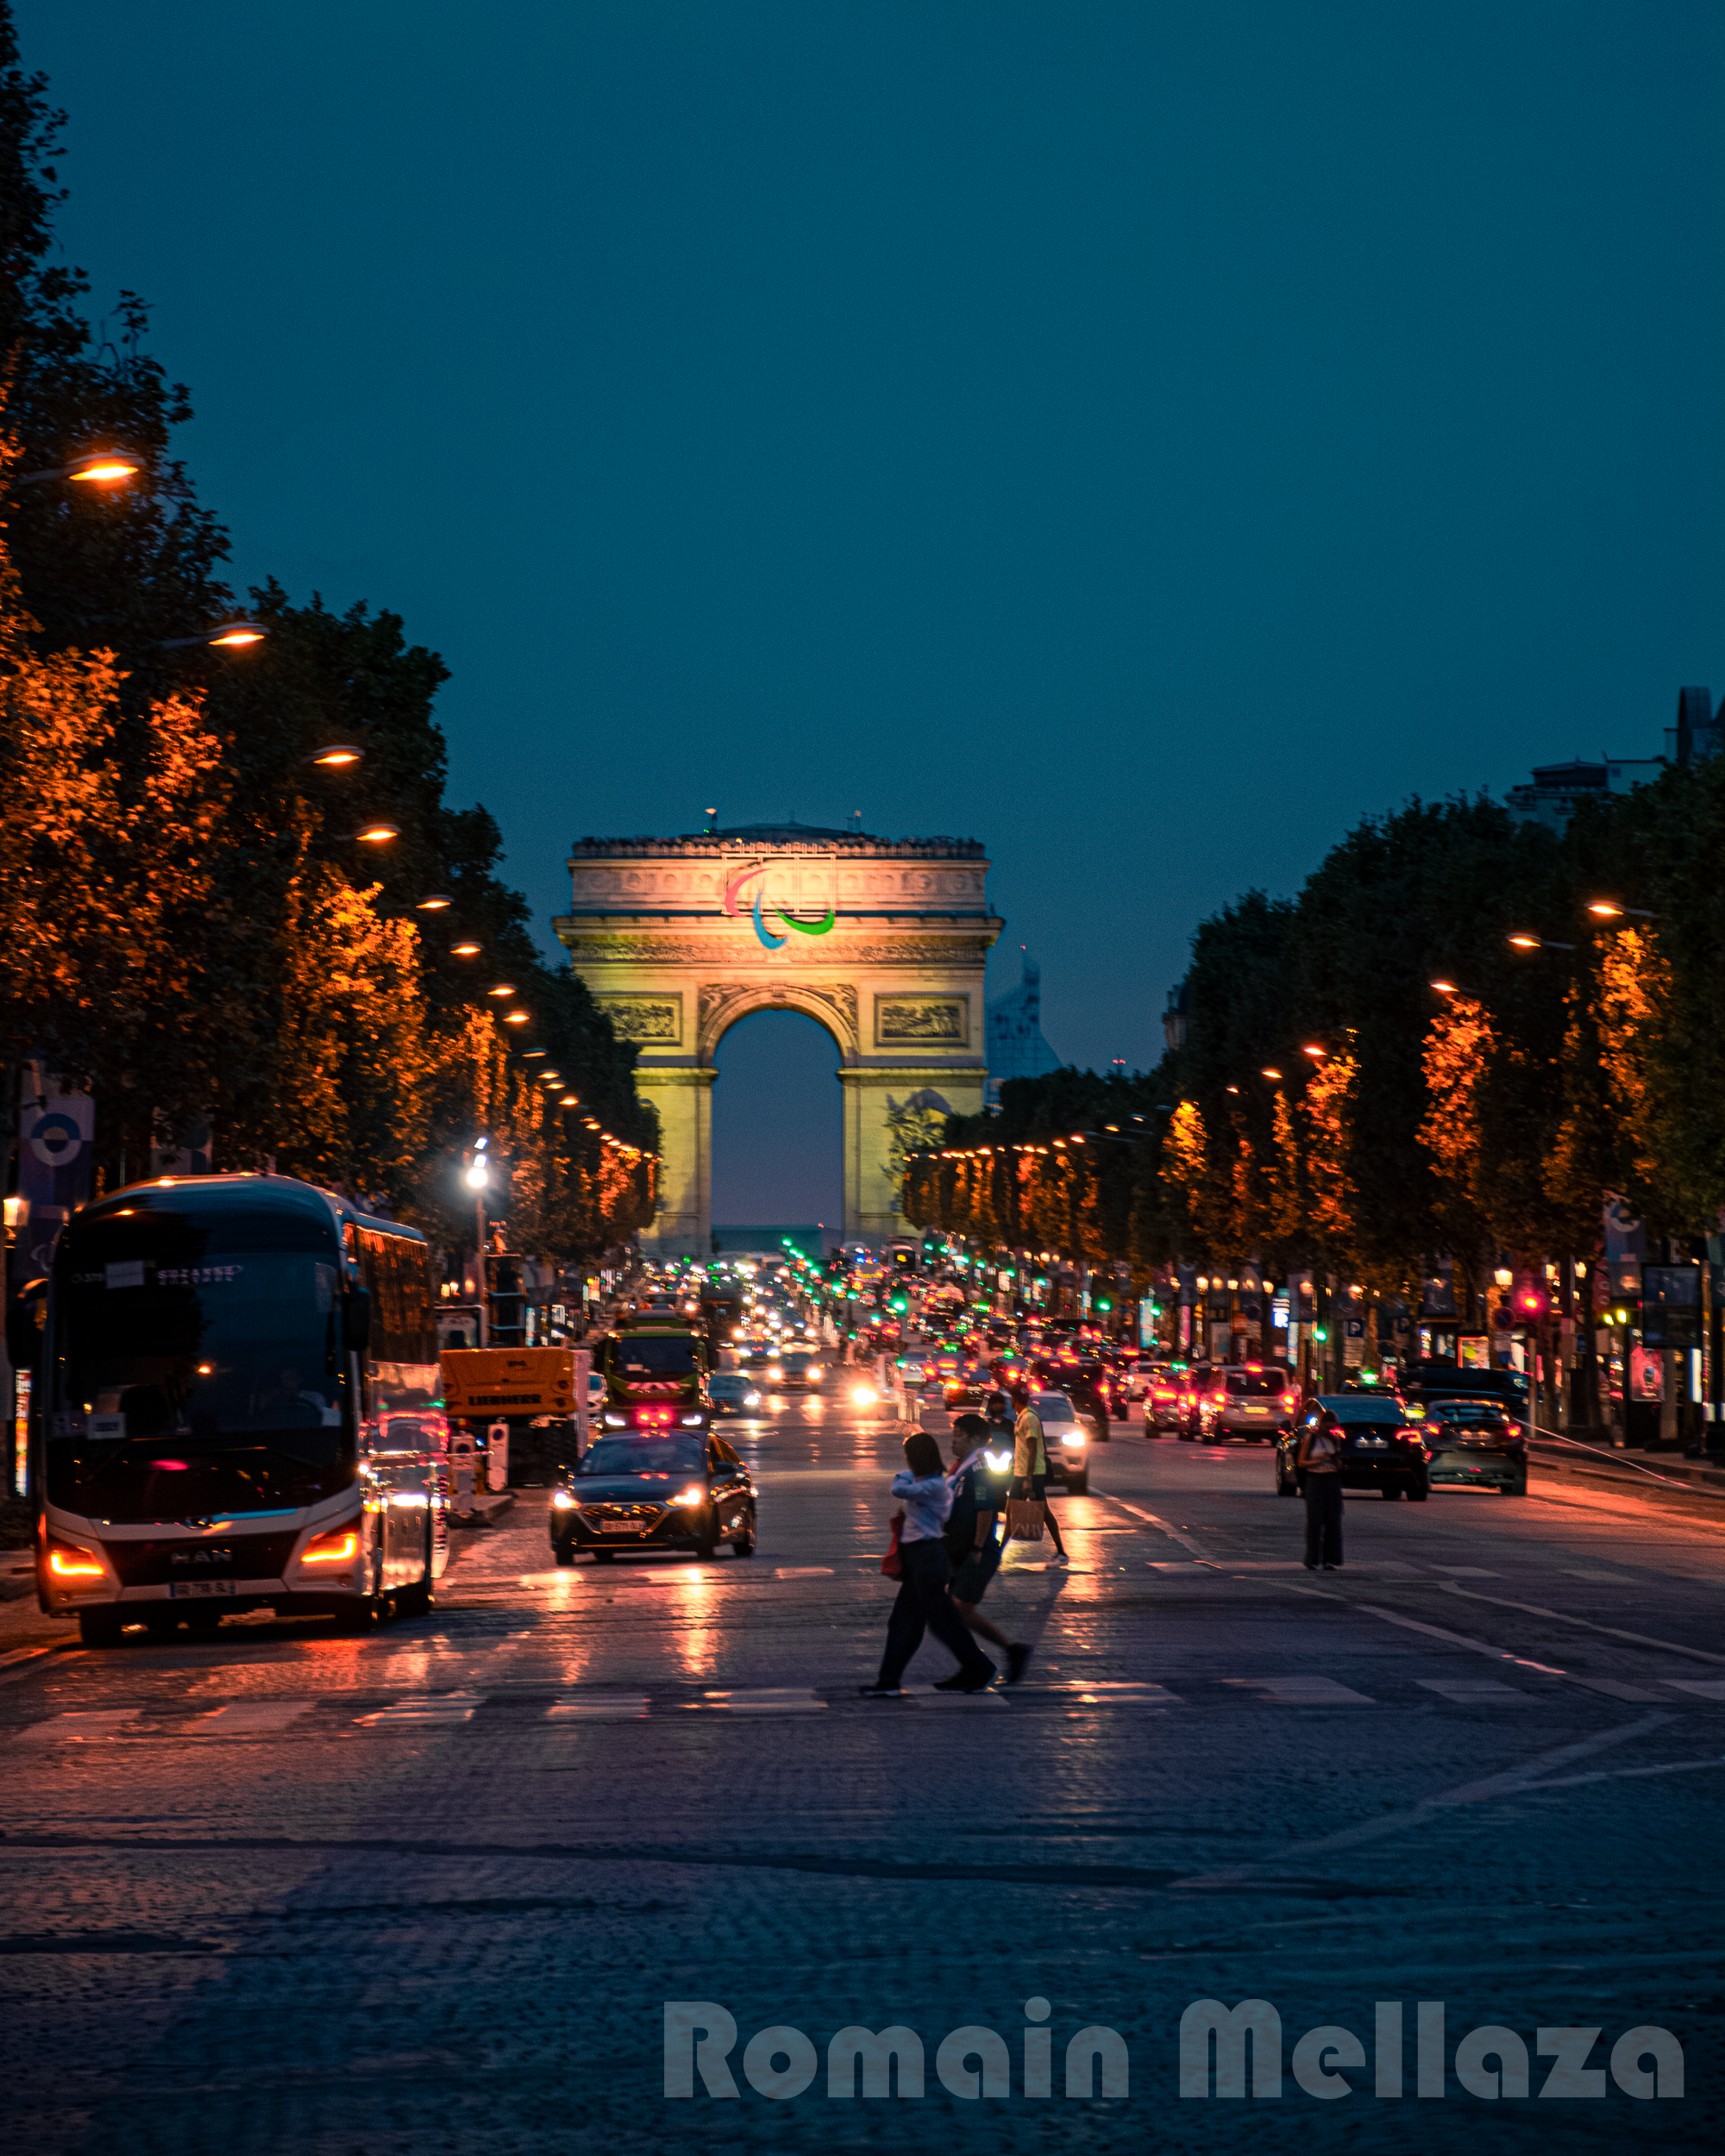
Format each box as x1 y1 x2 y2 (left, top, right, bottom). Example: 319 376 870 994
1164 977 1191 1054
1505 686 1719 832
985 953 1062 1106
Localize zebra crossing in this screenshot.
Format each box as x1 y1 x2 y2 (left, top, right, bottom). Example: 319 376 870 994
11 1669 1725 1739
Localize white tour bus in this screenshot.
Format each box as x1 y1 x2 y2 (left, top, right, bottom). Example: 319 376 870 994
30 1172 448 1645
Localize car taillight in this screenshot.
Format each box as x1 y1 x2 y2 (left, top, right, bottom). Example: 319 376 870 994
1282 1390 1299 1410
1505 1422 1521 1436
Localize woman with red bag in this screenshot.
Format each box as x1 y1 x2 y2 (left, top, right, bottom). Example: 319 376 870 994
861 1430 997 1696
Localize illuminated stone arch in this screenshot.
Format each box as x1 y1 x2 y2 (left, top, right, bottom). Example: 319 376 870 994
553 821 1001 1254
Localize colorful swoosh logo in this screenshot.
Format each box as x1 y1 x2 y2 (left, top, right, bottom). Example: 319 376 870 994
724 861 836 947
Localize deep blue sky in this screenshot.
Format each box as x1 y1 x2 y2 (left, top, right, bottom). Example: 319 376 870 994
21 3 1725 1213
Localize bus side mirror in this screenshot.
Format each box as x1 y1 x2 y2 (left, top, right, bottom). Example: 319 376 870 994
343 1288 373 1355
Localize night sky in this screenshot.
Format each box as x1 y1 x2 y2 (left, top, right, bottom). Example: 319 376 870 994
22 3 1725 1219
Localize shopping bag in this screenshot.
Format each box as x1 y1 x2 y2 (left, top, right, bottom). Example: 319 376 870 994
880 1508 905 1576
1004 1497 1045 1543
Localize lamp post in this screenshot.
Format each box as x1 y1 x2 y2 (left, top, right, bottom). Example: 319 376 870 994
466 1148 491 1347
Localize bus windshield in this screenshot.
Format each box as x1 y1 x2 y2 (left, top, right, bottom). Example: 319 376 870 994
612 1334 698 1378
47 1202 355 1524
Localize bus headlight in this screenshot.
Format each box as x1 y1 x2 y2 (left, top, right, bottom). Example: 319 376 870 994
604 1413 627 1428
551 1488 576 1510
680 1413 705 1426
47 1540 107 1583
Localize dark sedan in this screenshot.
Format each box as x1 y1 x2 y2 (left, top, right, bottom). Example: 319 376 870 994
1415 1396 1528 1495
549 1431 756 1563
1275 1395 1430 1501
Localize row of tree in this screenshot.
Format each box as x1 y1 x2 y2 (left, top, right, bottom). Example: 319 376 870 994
0 11 656 1258
906 768 1725 1296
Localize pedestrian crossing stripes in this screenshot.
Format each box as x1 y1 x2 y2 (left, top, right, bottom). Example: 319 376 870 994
13 1669 1725 1740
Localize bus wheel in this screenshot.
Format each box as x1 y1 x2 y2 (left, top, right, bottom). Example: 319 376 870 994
183 1607 224 1631
394 1579 433 1620
590 1548 615 1564
78 1609 125 1647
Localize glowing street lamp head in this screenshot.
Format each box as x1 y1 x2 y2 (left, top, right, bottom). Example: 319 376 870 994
67 448 143 485
1261 1068 1283 1081
416 893 454 911
207 620 268 648
451 941 481 957
1302 1044 1327 1060
309 744 363 768
1430 979 1458 994
503 1010 529 1025
353 822 399 845
486 984 516 998
1508 934 1540 950
464 1158 489 1191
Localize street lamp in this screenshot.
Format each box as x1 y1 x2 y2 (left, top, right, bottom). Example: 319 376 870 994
17 447 145 487
160 619 270 651
346 823 400 846
1586 899 1659 920
416 894 454 911
306 744 364 768
1508 933 1576 952
451 940 481 957
1430 979 1458 994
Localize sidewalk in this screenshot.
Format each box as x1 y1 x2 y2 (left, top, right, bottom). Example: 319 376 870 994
1528 1432 1725 1501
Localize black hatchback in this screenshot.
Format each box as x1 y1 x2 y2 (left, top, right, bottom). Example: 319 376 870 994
549 1430 756 1564
1414 1395 1528 1496
1275 1395 1430 1501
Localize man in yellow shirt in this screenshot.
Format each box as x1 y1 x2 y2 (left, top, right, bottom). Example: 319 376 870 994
1012 1399 1068 1562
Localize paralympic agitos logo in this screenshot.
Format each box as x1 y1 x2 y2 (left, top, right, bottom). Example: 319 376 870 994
723 861 836 950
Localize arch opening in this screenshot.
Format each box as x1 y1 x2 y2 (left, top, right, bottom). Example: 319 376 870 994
710 1009 841 1255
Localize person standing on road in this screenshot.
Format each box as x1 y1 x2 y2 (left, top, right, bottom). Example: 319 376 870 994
1011 1396 1069 1562
945 1413 1032 1683
1297 1412 1344 1570
862 1430 998 1695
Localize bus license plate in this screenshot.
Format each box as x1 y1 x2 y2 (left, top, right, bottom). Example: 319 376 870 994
170 1581 237 1599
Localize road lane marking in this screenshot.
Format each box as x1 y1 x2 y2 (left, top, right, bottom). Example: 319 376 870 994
354 1693 480 1726
1168 1714 1673 1888
1520 1753 1725 1790
196 1701 315 1734
1418 1679 1526 1701
1439 1581 1725 1665
694 1689 827 1714
19 1709 138 1741
1222 1677 1376 1704
545 1695 649 1720
775 1567 834 1577
1662 1678 1725 1701
1060 1682 1184 1706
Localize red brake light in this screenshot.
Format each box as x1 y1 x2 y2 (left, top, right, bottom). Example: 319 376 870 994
1506 1421 1522 1436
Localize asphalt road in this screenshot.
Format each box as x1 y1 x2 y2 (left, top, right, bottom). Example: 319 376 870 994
1 1399 1722 2153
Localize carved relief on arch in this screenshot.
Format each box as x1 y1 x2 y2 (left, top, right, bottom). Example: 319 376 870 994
697 981 858 1062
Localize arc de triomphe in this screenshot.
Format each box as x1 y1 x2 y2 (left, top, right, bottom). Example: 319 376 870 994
553 821 1002 1254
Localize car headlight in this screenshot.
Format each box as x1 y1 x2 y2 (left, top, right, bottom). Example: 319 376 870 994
806 1366 822 1380
1063 1431 1086 1446
674 1484 706 1507
850 1383 877 1405
551 1488 575 1509
604 1413 627 1428
743 1391 762 1407
768 1367 783 1381
681 1413 705 1426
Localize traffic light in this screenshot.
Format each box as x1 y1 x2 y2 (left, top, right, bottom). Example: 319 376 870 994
1313 1325 1329 1344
